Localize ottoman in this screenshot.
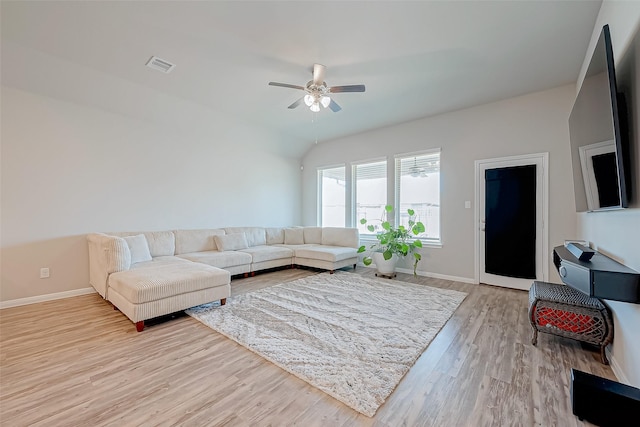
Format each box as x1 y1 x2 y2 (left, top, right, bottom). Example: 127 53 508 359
528 281 613 364
108 260 230 331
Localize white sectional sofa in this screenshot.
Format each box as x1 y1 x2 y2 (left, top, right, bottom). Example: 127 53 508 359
87 226 359 331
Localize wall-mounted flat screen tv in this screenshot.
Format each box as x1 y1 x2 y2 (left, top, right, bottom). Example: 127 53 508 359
569 24 630 212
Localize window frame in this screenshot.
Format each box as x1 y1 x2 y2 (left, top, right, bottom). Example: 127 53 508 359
317 164 347 227
394 149 442 246
351 158 388 237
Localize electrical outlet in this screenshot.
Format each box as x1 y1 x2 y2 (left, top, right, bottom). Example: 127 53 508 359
40 268 50 279
465 201 471 209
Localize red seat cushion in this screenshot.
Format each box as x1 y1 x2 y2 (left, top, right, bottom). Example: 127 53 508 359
535 307 595 334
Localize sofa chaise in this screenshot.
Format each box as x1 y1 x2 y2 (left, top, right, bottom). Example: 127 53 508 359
87 226 359 331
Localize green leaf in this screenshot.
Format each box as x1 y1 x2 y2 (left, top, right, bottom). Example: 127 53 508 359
413 222 426 234
383 250 393 260
381 221 391 231
414 253 422 261
407 208 415 216
357 245 366 253
367 225 375 232
413 239 423 248
385 205 393 212
363 257 372 266
360 218 367 225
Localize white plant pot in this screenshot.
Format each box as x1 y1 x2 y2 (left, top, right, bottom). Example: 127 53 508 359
372 252 398 275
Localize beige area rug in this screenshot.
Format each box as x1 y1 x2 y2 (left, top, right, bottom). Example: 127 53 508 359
186 271 467 417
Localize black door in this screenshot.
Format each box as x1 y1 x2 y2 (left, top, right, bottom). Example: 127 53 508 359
485 165 536 279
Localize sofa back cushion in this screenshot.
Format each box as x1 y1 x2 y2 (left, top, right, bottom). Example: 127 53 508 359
112 231 175 257
175 229 225 254
303 227 323 244
214 233 249 251
284 228 304 245
322 227 359 248
123 234 153 264
265 227 285 245
224 227 266 247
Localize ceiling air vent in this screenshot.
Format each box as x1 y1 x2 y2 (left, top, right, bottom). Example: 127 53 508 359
146 56 175 73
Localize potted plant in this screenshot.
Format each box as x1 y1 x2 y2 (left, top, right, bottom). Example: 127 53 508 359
357 205 426 276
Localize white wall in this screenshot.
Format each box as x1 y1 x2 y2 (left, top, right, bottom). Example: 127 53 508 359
575 1 640 386
1 86 302 302
302 85 578 283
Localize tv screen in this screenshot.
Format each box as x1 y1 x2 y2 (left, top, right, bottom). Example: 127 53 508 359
568 24 630 212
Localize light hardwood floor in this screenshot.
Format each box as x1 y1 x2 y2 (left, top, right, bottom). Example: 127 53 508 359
0 268 614 426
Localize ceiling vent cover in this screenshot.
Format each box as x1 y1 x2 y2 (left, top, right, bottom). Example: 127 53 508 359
146 56 175 73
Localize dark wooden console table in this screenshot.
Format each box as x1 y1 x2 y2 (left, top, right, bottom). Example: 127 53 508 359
553 245 640 304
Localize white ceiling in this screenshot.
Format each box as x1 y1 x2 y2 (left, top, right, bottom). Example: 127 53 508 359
1 1 602 155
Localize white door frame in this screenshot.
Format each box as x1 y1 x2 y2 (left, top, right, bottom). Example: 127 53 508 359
474 152 549 288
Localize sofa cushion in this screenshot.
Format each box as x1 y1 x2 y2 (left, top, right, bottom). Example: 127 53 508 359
130 256 192 269
322 227 359 248
214 233 249 251
124 234 153 264
112 231 176 257
146 231 176 257
175 229 225 254
177 250 252 269
224 227 266 247
238 245 293 263
303 227 323 244
108 262 229 304
265 227 285 245
284 228 304 245
295 246 358 263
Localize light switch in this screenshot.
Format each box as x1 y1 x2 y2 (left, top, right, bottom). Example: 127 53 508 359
465 201 471 209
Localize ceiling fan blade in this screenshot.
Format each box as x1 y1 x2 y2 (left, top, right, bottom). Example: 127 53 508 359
288 97 304 109
312 64 326 86
268 82 305 90
329 84 366 93
328 99 342 112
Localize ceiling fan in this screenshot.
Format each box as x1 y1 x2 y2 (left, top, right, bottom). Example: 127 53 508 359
268 64 365 113
409 158 428 178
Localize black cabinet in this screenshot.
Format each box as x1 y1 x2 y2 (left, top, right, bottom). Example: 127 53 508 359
553 245 640 303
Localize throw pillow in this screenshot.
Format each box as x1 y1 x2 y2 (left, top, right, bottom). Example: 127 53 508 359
214 233 249 251
284 228 304 245
124 234 153 264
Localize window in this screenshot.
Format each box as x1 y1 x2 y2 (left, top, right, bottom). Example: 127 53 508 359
395 150 441 243
353 160 387 235
318 166 346 227
317 152 441 245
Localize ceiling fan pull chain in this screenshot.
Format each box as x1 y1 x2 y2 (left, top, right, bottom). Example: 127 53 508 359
313 112 318 144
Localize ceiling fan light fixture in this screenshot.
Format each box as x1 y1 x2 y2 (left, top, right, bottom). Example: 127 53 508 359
268 63 365 113
304 94 314 107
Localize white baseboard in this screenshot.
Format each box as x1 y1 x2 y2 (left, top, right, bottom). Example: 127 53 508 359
606 346 631 385
0 287 96 310
359 263 476 284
